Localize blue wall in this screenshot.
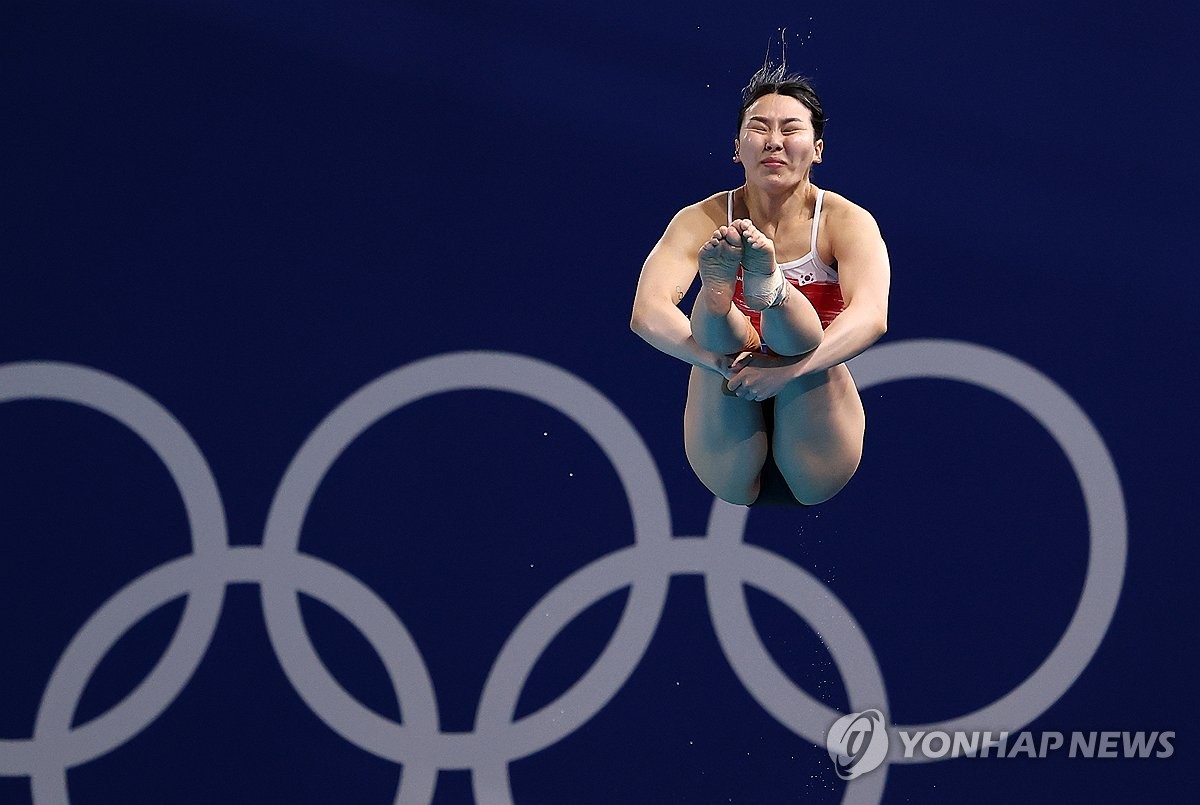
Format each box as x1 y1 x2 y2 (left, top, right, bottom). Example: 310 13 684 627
3 1 1196 802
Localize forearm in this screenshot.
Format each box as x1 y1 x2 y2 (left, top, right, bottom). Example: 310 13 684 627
796 306 886 376
631 303 728 375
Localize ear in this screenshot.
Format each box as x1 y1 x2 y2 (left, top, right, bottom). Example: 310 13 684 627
813 138 824 163
733 137 741 163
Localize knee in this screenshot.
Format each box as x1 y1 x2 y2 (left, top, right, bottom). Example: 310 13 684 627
792 312 825 355
795 330 823 358
796 320 824 356
768 320 823 358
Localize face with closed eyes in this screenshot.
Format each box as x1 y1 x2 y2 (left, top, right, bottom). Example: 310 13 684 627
734 93 824 188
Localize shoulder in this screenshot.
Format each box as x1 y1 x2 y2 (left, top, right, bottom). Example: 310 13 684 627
675 191 729 228
659 191 731 245
819 189 883 238
816 191 883 232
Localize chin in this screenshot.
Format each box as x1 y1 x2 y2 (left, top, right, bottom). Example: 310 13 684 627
757 174 799 187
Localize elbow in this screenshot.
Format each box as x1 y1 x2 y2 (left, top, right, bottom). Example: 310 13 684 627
869 304 888 341
868 319 887 347
843 297 888 343
630 305 654 338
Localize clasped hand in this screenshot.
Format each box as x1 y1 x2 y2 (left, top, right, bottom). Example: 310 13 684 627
721 351 805 402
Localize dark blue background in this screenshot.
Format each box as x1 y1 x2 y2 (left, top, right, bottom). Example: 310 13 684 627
3 0 1196 802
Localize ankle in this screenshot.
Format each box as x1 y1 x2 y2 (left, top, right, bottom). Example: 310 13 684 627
700 287 733 314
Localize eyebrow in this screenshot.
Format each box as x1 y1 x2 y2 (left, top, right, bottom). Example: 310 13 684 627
747 116 809 126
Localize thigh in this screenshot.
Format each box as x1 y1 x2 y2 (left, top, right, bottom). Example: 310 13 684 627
770 364 866 505
683 365 769 505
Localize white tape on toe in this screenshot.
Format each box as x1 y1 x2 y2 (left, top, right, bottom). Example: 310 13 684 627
742 267 788 310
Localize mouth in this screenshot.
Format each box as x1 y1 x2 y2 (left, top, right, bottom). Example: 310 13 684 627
760 159 786 167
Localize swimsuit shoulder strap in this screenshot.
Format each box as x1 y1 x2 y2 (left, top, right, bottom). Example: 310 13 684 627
727 189 735 225
811 188 825 254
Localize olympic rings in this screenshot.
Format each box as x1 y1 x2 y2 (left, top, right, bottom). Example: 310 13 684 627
0 340 1126 804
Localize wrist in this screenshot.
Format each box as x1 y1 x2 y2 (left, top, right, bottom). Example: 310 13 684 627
704 352 729 376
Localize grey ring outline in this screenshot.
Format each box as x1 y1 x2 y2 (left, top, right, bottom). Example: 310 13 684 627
250 549 436 804
469 534 889 804
0 362 228 803
1 355 877 804
259 353 674 782
656 338 1123 790
701 502 890 803
845 340 1127 761
0 339 1125 802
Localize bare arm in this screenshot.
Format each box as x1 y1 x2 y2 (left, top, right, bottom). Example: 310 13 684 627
630 201 733 376
726 198 890 398
790 201 890 376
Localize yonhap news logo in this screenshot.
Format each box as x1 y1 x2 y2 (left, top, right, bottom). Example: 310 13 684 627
825 710 1175 779
895 728 1175 760
826 710 889 780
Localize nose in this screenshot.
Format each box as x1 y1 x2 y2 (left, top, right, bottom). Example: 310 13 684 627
764 131 783 151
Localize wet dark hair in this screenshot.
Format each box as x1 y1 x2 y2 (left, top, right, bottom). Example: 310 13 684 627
737 60 826 141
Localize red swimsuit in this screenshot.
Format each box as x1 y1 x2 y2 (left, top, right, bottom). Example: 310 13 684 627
729 187 844 349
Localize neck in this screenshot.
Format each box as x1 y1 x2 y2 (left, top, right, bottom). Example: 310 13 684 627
742 179 813 227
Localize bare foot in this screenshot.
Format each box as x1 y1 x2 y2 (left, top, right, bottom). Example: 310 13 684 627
697 225 742 312
736 220 787 310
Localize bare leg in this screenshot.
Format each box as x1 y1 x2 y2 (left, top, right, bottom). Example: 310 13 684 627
770 364 866 505
760 293 824 357
692 226 759 354
738 221 823 356
690 297 760 355
683 366 768 504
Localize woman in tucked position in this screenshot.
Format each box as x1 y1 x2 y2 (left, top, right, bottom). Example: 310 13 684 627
631 66 890 506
